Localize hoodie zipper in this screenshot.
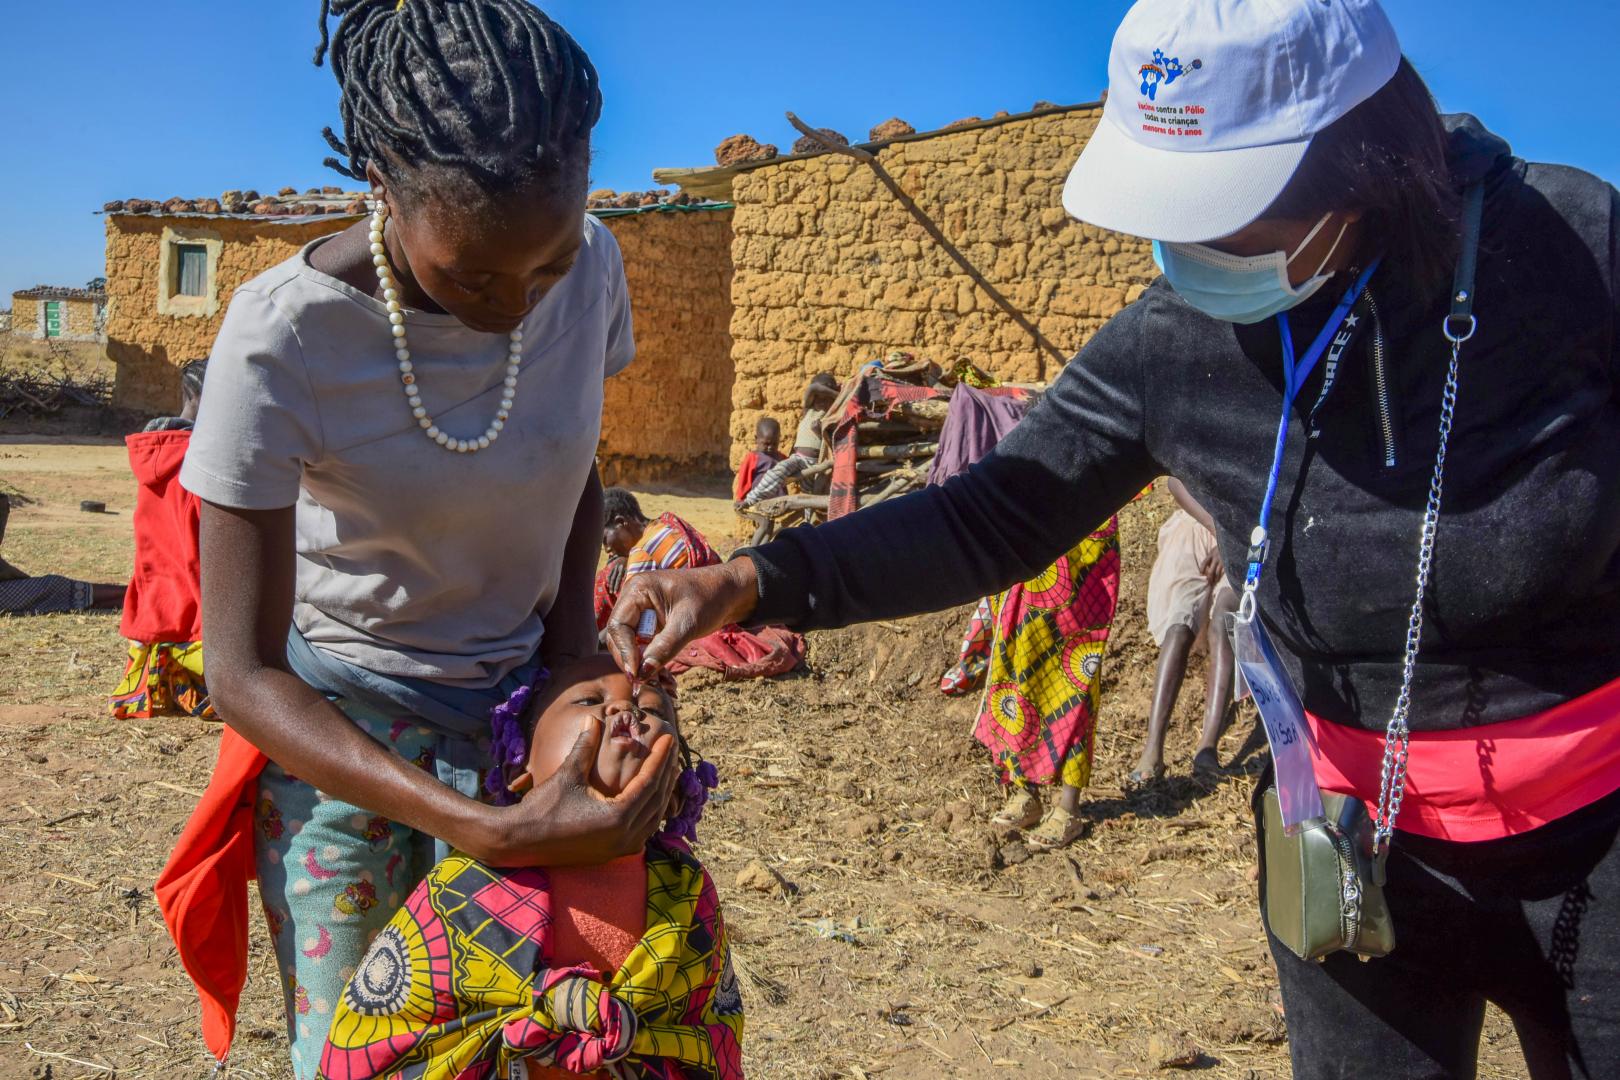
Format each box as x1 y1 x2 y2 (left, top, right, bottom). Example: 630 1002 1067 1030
1365 287 1397 469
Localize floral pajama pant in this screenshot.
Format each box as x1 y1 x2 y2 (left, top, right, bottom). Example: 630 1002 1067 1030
252 703 477 1079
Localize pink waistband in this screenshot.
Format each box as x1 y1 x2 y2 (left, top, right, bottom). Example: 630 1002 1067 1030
1306 676 1620 842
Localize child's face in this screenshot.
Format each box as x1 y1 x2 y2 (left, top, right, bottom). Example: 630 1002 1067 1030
523 655 678 798
754 422 780 455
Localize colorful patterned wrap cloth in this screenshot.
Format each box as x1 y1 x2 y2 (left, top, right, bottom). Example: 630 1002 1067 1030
320 839 743 1080
971 519 1121 790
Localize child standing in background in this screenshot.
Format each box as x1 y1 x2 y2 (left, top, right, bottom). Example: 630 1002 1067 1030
732 416 783 503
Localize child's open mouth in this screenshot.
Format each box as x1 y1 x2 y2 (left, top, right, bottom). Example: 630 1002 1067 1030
609 712 648 749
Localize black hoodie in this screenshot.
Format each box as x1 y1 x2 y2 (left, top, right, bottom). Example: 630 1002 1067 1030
748 116 1619 732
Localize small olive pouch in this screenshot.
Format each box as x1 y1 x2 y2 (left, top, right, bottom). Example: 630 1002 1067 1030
1261 786 1395 962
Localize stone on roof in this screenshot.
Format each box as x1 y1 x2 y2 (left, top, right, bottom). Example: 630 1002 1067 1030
655 99 1105 201
868 117 915 141
714 134 779 167
791 127 849 155
14 285 105 301
584 188 727 212
101 188 371 222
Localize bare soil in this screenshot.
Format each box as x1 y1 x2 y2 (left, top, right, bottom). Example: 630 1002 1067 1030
0 444 1526 1078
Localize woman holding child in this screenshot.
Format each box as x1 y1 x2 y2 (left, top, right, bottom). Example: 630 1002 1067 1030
168 3 686 1076
612 1 1620 1075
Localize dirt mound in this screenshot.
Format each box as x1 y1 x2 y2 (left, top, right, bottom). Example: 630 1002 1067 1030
806 605 973 700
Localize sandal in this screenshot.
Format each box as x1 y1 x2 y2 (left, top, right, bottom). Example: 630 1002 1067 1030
1026 805 1086 851
1191 748 1222 777
990 787 1043 829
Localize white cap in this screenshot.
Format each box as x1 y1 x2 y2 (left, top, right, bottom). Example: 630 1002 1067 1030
1063 0 1402 243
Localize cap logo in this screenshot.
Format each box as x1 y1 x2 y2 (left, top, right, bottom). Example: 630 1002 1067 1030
1138 49 1202 101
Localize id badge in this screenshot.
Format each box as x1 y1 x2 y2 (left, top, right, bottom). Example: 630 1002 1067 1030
1231 609 1324 833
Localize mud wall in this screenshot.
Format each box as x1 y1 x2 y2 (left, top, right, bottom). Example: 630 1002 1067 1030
104 214 351 413
595 208 735 486
104 208 738 473
8 298 38 338
726 106 1156 467
4 295 100 341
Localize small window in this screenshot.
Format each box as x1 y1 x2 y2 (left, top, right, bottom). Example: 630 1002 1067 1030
175 244 209 297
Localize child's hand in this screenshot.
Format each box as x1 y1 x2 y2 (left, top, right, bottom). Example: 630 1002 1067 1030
479 714 679 867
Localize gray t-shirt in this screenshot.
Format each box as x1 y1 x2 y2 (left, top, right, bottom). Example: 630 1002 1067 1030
182 215 633 686
794 407 826 455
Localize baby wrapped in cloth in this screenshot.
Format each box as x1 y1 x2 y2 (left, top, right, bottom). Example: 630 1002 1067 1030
320 655 743 1079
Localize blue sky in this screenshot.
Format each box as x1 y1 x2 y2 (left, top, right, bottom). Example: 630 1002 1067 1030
1 1 1614 301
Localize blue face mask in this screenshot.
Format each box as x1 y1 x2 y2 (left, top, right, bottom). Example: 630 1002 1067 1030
1152 214 1349 325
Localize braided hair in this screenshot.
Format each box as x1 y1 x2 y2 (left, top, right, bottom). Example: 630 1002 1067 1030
314 0 602 197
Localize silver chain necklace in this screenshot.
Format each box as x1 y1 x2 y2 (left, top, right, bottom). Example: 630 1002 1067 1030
1372 310 1474 854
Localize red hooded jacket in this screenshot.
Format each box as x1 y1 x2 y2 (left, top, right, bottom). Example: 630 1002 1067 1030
120 429 202 643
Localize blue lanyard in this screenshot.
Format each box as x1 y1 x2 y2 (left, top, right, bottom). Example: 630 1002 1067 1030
1244 259 1382 590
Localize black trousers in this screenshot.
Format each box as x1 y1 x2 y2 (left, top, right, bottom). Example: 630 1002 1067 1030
1257 783 1620 1079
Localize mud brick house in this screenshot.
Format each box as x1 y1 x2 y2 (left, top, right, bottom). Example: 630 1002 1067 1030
655 100 1156 470
9 285 107 342
99 189 736 484
101 190 369 412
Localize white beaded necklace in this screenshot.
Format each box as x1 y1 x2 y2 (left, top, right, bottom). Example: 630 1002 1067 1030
370 199 520 454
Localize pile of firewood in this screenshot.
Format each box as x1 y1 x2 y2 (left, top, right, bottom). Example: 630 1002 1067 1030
0 344 113 419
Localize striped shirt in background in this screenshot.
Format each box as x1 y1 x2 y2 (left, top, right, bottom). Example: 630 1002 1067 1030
740 452 814 508
625 522 693 577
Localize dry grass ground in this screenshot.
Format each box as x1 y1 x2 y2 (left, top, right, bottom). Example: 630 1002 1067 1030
0 441 1526 1079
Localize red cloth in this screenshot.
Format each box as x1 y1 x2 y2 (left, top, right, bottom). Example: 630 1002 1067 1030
527 854 648 1080
1306 676 1620 841
733 450 782 502
668 625 806 681
153 728 269 1063
594 556 626 632
827 379 943 519
120 430 203 643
